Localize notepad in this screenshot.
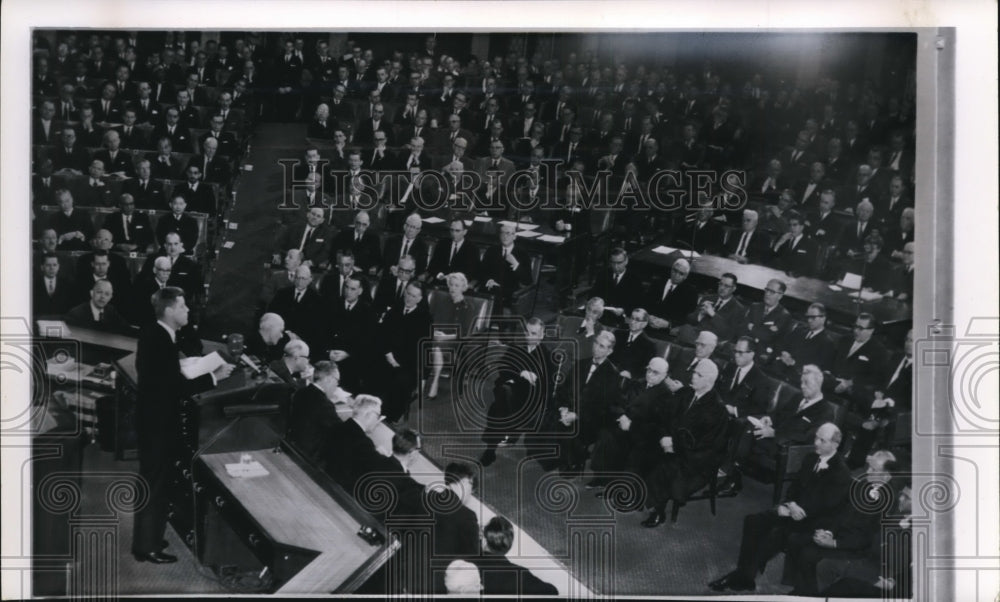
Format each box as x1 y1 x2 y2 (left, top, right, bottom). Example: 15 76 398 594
180 351 226 380
225 461 269 478
839 272 863 289
651 245 701 257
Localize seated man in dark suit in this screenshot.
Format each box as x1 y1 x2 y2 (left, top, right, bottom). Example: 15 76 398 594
330 210 382 276
173 164 218 215
245 313 296 364
64 279 133 333
772 302 838 381
426 218 480 287
610 308 657 380
681 272 746 344
718 337 772 418
836 233 895 294
199 114 239 158
359 429 426 522
666 330 719 390
279 206 334 270
646 257 698 332
151 107 193 153
48 189 93 250
268 338 313 388
322 395 387 495
769 211 819 277
588 247 645 326
479 223 533 320
104 193 155 253
155 195 200 252
372 255 417 319
33 253 76 317
148 137 185 182
74 230 132 293
641 358 730 527
724 208 770 265
93 130 136 178
76 159 116 207
709 422 851 593
268 265 325 354
806 189 842 246
115 108 150 151
52 128 91 174
784 450 899 595
675 206 726 255
738 278 792 356
189 137 232 185
893 241 915 301
288 361 353 466
474 516 559 596
140 233 204 303
826 312 888 403
381 213 429 279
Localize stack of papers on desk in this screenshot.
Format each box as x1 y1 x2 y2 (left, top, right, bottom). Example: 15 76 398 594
537 234 566 243
225 460 270 478
516 230 542 238
651 245 700 258
180 351 225 380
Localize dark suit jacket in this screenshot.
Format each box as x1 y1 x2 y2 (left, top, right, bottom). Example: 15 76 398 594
771 234 819 277
33 119 59 145
115 125 151 151
686 295 747 343
279 222 334 267
122 178 166 210
353 119 393 146
148 154 185 181
173 181 217 214
141 252 203 298
92 149 135 177
772 397 836 446
646 278 699 327
150 124 193 153
836 219 876 256
323 418 382 494
675 217 726 255
479 245 533 303
135 323 215 459
775 327 838 379
324 299 376 365
198 130 239 158
52 144 92 172
784 452 852 524
829 337 888 391
588 269 645 316
288 383 344 464
66 301 131 333
189 154 231 184
155 213 200 251
372 274 412 318
381 235 429 276
718 363 772 417
330 228 382 272
268 287 326 351
741 302 792 352
723 228 770 264
379 303 432 374
662 387 730 477
48 210 94 250
33 276 76 316
426 238 480 281
806 210 842 245
103 210 154 250
474 555 559 596
423 487 480 560
556 358 623 445
610 330 657 377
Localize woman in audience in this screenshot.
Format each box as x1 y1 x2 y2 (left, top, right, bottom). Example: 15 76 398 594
426 272 477 399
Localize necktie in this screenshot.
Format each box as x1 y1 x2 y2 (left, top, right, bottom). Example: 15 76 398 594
97 309 104 322
797 398 809 413
103 100 109 114
123 215 131 241
662 281 673 301
736 232 750 256
451 131 457 141
731 367 741 390
401 238 410 259
857 222 863 238
586 361 598 383
492 160 499 169
614 273 621 285
888 357 910 386
46 278 55 295
295 290 303 303
450 242 458 263
806 330 816 340
395 280 403 298
714 298 723 311
299 226 312 251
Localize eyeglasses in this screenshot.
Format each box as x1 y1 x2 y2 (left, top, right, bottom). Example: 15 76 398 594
398 267 415 274
764 288 783 295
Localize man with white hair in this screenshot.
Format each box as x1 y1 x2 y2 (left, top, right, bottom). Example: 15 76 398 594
724 208 768 264
589 357 673 492
838 199 876 258
268 265 324 353
641 358 728 527
288 361 353 464
246 312 297 364
191 136 231 184
307 102 334 139
269 338 313 387
93 129 134 177
709 422 851 593
260 248 303 306
382 213 428 277
443 559 481 595
646 257 698 331
667 330 718 389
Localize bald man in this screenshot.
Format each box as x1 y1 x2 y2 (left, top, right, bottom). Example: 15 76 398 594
191 136 232 184
589 357 674 492
245 312 297 364
641 358 729 527
65 279 133 333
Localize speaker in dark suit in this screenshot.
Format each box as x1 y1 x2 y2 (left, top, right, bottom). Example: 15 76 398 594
131 288 228 562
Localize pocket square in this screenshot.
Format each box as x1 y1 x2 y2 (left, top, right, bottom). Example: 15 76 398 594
859 355 869 361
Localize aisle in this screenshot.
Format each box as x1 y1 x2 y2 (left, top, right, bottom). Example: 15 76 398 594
201 123 308 339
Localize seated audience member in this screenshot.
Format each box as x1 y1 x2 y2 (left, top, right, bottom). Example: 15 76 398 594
675 206 726 255
666 330 719 390
721 365 836 494
174 164 217 215
259 248 302 307
362 429 426 521
610 308 657 380
128 256 175 325
738 278 792 356
443 560 482 596
708 422 851 593
769 210 819 277
381 213 428 278
820 480 912 598
93 130 135 178
307 102 335 139
75 228 131 288
589 357 673 490
268 265 324 353
893 241 915 301
155 195 200 252
426 272 478 399
279 207 334 270
376 281 432 423
724 209 769 265
269 338 313 387
682 272 746 344
330 210 382 275
48 189 93 251
52 128 91 173
190 137 231 184
141 232 203 298
846 329 913 467
806 189 842 245
836 233 895 294
323 395 386 494
568 297 607 356
826 312 888 401
323 274 376 391
588 247 644 326
883 206 915 259
64 279 132 333
32 159 57 207
104 193 155 253
640 358 729 527
480 318 553 466
149 137 184 181
372 254 418 319
33 253 76 316
116 108 149 151
124 159 167 210
772 302 838 381
836 199 876 260
427 218 480 286
551 330 622 473
783 450 899 595
77 159 116 207
646 257 697 331
200 114 239 158
479 223 533 319
758 190 797 234
246 312 297 364
474 516 559 595
288 361 353 465
718 336 772 418
73 247 132 305
424 463 480 570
